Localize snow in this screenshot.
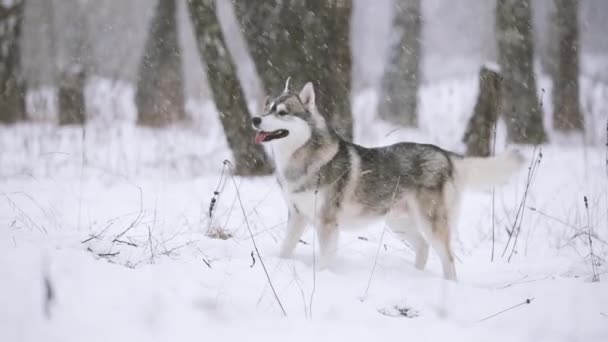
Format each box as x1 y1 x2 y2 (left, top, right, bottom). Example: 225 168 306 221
2 81 607 341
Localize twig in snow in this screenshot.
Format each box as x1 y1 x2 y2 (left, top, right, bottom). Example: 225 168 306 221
207 160 229 226
494 273 554 289
502 148 542 262
43 275 54 319
289 262 309 318
97 251 120 257
81 218 118 243
3 193 47 233
224 160 287 316
584 196 600 282
491 99 498 262
114 239 137 247
148 225 155 264
112 184 144 243
77 125 86 231
527 206 608 247
42 255 54 320
249 251 256 268
478 298 535 322
309 172 321 319
361 176 402 301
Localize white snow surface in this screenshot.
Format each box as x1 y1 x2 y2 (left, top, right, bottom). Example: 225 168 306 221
2 83 608 341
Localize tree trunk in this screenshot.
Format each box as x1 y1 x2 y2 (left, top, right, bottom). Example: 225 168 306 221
496 0 547 144
233 0 353 140
463 67 502 157
58 69 86 124
0 1 25 123
540 1 559 80
318 0 353 140
136 0 185 126
553 0 584 131
378 0 421 127
188 0 272 176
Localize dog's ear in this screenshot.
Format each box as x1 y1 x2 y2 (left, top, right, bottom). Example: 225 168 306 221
263 96 271 110
299 82 315 108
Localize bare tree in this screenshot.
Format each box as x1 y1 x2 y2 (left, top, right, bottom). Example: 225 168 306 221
0 1 25 123
58 70 85 124
378 0 421 127
53 0 88 125
233 0 354 140
136 0 185 126
463 67 502 156
539 1 559 81
496 0 547 144
188 0 272 176
552 0 584 131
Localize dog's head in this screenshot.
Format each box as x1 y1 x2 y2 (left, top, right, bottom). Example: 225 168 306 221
252 79 325 149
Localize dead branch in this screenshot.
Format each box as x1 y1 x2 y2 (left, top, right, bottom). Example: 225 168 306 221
478 298 535 322
112 184 144 243
225 160 287 316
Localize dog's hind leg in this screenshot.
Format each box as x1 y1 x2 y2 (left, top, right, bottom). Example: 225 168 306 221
388 217 429 270
428 222 457 281
279 208 307 258
412 191 457 281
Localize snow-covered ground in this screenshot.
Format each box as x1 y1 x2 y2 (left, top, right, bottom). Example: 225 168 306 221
1 80 607 341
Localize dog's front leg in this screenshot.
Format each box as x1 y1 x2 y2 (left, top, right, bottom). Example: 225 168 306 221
278 207 307 258
317 218 339 269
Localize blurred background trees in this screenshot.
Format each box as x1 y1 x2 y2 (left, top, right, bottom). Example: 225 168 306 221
233 0 353 140
496 0 547 144
189 0 271 175
136 0 185 127
378 0 421 127
1 0 608 175
553 0 584 131
0 0 24 123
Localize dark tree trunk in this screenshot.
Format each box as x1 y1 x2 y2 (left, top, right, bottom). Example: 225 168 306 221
553 0 584 131
0 1 25 123
58 70 86 125
540 1 559 80
463 67 502 157
188 0 272 176
378 0 421 127
136 0 185 126
318 0 353 140
233 0 353 140
496 0 547 144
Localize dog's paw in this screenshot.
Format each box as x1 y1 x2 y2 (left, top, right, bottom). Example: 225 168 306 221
317 253 335 270
506 148 525 166
277 247 293 259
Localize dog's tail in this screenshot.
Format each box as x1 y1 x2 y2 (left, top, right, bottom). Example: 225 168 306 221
451 150 525 191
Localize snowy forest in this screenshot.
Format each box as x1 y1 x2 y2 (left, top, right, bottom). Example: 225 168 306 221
1 0 607 341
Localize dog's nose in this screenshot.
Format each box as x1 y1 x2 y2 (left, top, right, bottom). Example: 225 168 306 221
252 117 261 128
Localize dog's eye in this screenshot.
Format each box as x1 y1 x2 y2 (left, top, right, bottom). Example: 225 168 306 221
277 109 288 116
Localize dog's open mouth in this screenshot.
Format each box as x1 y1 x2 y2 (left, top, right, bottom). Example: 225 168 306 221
254 129 289 144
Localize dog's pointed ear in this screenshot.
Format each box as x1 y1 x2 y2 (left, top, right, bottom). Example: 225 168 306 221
263 95 271 110
299 82 315 108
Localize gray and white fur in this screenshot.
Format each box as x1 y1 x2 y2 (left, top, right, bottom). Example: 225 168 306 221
251 80 524 280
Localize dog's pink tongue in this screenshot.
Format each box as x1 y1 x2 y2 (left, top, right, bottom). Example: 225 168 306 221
254 132 269 144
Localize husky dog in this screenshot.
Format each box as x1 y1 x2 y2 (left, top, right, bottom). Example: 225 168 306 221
251 79 524 280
